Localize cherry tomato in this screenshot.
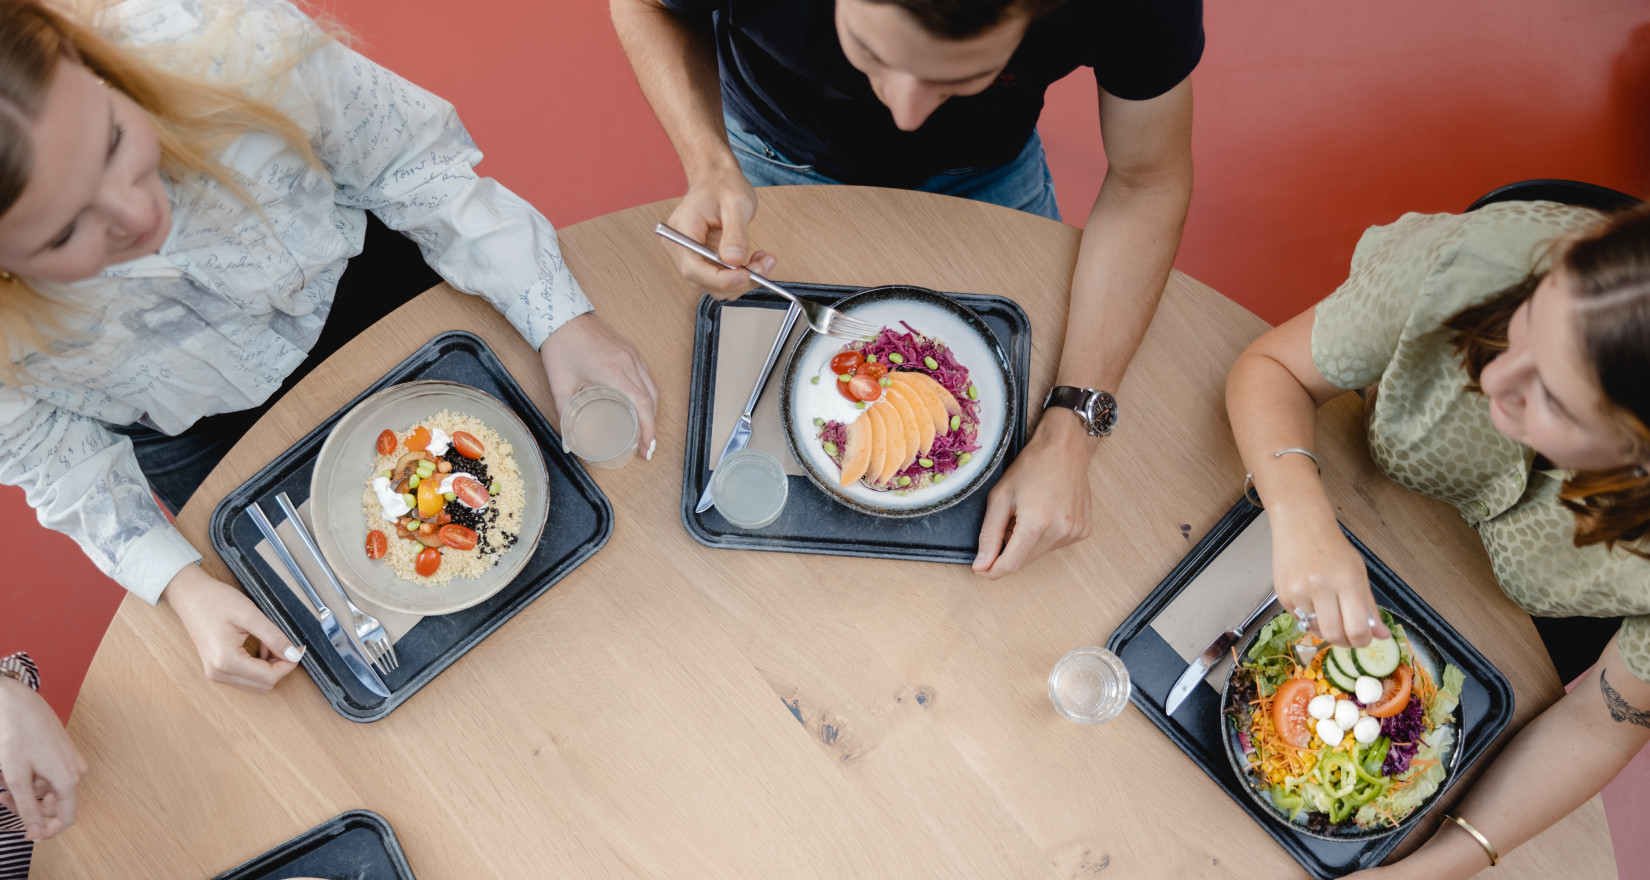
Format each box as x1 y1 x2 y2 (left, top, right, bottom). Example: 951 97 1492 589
364 530 388 559
414 547 442 577
1363 665 1414 718
438 524 478 551
406 426 432 451
829 351 865 374
848 373 883 402
375 430 396 456
857 362 887 382
1271 677 1317 748
452 475 490 509
452 431 485 459
836 373 860 402
417 477 445 518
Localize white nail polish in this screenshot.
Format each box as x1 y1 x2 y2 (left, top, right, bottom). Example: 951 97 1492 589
646 439 656 461
283 646 305 662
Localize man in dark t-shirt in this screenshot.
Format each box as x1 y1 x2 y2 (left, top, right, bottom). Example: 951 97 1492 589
614 0 1201 577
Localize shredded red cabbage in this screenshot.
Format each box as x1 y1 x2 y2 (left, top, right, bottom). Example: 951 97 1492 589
1380 697 1426 776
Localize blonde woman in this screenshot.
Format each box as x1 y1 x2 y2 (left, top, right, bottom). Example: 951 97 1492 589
0 0 659 696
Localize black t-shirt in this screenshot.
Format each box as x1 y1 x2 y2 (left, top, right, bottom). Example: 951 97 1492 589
656 0 1204 187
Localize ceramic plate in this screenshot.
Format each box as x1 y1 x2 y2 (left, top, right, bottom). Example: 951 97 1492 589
309 381 549 615
779 285 1017 518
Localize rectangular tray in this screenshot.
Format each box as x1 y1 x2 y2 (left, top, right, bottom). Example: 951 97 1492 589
211 809 415 880
682 284 1031 563
210 331 613 723
1105 498 1514 878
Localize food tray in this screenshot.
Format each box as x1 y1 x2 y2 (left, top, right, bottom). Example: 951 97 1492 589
1105 498 1514 878
682 284 1030 562
209 331 613 722
210 809 415 880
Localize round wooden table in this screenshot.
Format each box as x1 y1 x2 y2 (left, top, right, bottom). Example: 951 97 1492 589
35 187 1616 878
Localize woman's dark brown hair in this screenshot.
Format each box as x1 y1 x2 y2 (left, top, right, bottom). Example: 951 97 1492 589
1447 203 1650 557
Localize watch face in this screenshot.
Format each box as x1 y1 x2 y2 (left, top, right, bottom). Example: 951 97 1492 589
1086 391 1117 435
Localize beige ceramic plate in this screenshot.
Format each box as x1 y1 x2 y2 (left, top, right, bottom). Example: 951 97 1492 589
309 381 549 615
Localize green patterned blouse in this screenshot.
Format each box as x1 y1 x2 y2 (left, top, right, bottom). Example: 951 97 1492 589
1311 201 1650 684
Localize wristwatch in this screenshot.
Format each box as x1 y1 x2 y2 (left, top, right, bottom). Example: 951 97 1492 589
1043 386 1118 437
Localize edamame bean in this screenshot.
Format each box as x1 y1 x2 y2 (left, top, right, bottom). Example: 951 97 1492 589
957 452 972 464
918 458 933 468
897 475 911 487
923 356 938 370
408 474 421 489
949 414 961 431
839 373 853 383
444 491 457 502
402 493 416 508
407 520 420 532
854 401 866 409
813 417 825 427
865 354 876 363
966 384 977 400
889 353 904 364
489 482 500 495
879 376 892 387
810 375 820 385
932 473 946 483
823 441 838 456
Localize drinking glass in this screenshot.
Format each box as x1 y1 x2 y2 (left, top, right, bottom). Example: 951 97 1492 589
561 386 639 469
710 449 788 529
1048 646 1131 724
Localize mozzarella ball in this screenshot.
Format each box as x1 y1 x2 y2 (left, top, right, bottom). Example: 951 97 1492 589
1316 717 1346 748
1354 675 1384 704
1353 715 1382 745
1307 694 1336 721
1334 699 1361 730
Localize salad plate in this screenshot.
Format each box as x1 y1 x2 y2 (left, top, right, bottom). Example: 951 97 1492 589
1220 607 1465 842
778 285 1017 518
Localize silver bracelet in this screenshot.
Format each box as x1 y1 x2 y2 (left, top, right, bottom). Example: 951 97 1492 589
1242 448 1321 508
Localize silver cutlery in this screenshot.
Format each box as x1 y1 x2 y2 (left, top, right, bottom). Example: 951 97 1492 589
696 301 802 513
276 492 398 675
654 223 879 341
1164 590 1280 716
245 502 391 698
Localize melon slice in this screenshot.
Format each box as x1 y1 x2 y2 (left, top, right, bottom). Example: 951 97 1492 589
884 386 930 462
875 399 911 486
904 371 962 417
839 415 873 487
863 405 889 486
889 372 949 435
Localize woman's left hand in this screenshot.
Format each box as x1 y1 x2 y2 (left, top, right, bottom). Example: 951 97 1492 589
539 312 660 460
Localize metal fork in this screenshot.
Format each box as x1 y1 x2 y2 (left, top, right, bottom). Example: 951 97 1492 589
275 492 398 675
654 223 879 341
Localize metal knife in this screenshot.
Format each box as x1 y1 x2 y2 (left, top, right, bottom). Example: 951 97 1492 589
246 503 391 699
1163 590 1280 716
696 301 803 513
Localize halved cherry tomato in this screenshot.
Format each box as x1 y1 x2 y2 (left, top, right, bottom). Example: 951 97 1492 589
1363 665 1414 718
452 431 485 459
364 530 388 559
451 475 490 509
836 373 860 402
417 478 445 518
1272 677 1317 748
438 524 478 551
375 430 396 456
857 362 887 382
829 351 865 374
406 426 432 451
848 373 883 402
414 547 442 577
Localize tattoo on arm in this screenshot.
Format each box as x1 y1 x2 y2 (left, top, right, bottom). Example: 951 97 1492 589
1600 670 1650 729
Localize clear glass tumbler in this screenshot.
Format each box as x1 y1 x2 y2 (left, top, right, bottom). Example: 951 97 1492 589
561 386 638 469
1048 646 1131 724
710 449 789 529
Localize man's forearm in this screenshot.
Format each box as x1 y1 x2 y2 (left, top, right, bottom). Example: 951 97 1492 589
610 0 738 181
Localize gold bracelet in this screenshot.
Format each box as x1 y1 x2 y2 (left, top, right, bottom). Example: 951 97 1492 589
1441 812 1499 867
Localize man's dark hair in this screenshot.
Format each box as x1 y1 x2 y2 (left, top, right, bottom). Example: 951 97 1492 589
864 0 1070 40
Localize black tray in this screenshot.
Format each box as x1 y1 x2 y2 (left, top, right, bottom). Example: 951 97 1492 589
682 284 1031 562
211 809 415 879
210 332 613 723
1105 498 1514 878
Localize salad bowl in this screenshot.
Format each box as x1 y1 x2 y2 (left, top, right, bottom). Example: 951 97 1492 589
779 285 1018 518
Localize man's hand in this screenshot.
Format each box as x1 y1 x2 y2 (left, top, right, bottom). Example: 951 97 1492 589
162 564 302 693
540 312 661 460
973 412 1098 578
664 165 777 298
0 675 86 841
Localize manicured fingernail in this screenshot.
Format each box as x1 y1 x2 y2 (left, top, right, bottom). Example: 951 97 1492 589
646 439 656 461
283 646 305 662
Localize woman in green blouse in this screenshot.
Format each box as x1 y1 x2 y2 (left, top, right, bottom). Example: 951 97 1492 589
1227 200 1650 877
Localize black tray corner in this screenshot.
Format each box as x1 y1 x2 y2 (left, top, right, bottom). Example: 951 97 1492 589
211 808 415 880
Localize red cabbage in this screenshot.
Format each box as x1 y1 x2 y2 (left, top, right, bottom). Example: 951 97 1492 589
1380 697 1426 775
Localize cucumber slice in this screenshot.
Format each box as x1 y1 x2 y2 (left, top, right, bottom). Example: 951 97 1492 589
1351 637 1402 678
1328 647 1358 682
1323 651 1360 693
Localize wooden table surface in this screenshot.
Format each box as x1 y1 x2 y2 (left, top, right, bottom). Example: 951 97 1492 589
35 187 1615 879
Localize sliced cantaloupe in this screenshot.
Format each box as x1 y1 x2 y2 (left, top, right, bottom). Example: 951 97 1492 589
875 398 911 486
883 386 929 463
839 415 873 487
889 372 949 436
904 371 962 417
863 405 889 486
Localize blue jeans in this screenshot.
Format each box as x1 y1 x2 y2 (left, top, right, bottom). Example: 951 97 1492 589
725 114 1063 222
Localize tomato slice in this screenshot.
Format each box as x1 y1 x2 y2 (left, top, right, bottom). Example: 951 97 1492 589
452 475 490 509
416 478 445 518
829 351 865 375
857 362 887 382
451 431 485 459
848 373 882 402
414 546 442 577
364 529 388 559
406 426 432 451
438 524 478 551
1363 665 1414 718
375 430 396 456
1272 677 1317 748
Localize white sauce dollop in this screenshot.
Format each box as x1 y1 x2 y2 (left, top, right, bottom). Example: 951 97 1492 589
426 427 452 457
372 476 412 520
438 473 489 510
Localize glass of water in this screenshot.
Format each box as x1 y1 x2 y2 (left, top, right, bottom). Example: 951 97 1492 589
561 386 639 469
710 449 788 529
1048 646 1131 724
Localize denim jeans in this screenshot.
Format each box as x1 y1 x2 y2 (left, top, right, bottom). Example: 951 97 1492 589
725 113 1063 222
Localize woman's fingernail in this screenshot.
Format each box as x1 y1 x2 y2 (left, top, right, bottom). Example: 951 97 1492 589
645 439 656 461
283 646 305 663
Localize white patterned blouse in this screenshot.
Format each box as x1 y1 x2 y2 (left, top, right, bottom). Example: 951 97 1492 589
0 0 593 604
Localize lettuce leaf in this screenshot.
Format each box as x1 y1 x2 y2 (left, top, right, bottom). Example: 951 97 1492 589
1355 724 1454 827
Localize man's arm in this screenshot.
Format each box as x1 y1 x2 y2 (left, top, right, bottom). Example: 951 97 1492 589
974 78 1193 577
610 0 776 294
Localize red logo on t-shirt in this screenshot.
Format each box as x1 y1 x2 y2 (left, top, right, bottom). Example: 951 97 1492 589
996 73 1016 84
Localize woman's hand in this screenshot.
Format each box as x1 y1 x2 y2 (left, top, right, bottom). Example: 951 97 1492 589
162 564 302 692
540 312 661 460
0 676 86 841
1270 509 1389 647
663 166 777 298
